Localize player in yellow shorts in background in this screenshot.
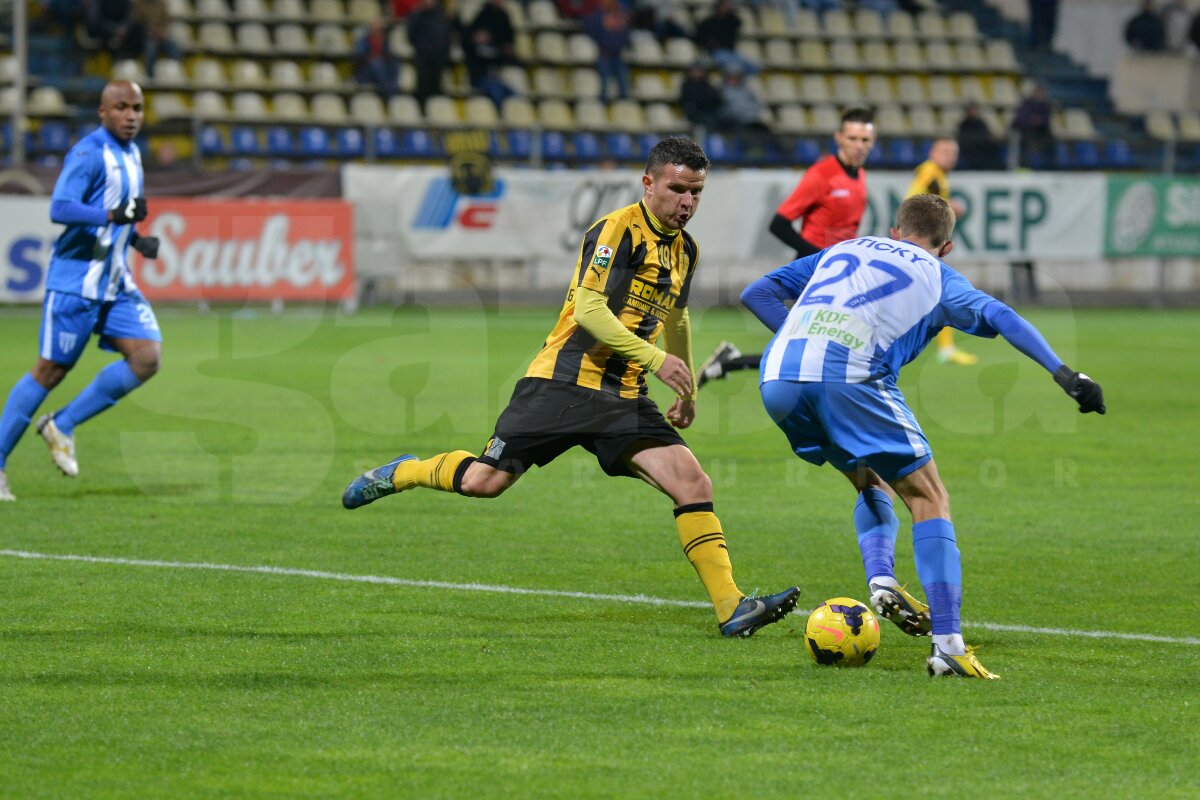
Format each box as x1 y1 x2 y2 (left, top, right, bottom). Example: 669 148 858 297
907 137 978 366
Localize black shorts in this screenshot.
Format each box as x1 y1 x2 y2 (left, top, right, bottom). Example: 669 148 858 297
476 378 688 478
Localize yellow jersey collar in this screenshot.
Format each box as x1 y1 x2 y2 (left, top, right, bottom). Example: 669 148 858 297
639 202 679 240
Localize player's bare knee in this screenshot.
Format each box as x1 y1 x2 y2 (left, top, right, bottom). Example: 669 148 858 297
459 467 510 498
671 468 712 506
129 346 161 381
31 360 69 390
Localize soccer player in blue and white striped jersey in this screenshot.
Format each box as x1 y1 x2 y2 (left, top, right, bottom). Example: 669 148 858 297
741 194 1105 678
0 81 163 501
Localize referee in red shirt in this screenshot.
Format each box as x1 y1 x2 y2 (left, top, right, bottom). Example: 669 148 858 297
698 107 877 387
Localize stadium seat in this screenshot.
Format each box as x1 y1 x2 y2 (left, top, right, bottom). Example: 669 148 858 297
231 91 268 121
226 59 264 90
272 92 309 123
397 129 440 159
197 21 235 53
793 138 821 165
605 132 635 161
350 93 387 126
234 0 269 20
573 131 601 162
336 127 366 158
1104 139 1135 169
541 131 568 160
1073 140 1101 169
703 133 739 164
310 0 345 24
887 138 919 168
313 24 351 56
270 60 305 91
274 24 310 55
775 106 808 136
236 22 272 55
507 129 533 160
500 96 537 128
193 90 229 119
35 121 72 153
373 127 401 158
388 95 424 127
198 125 226 156
28 86 68 116
113 59 147 83
230 126 262 156
311 94 349 125
266 126 295 157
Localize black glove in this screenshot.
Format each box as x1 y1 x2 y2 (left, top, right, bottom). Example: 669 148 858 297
131 233 159 259
110 196 148 225
1054 365 1106 414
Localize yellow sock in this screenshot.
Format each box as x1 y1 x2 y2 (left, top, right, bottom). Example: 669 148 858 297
393 451 475 493
675 503 743 622
937 327 955 350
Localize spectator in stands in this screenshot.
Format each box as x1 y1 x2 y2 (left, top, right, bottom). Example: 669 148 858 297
130 0 179 79
632 3 689 43
408 0 453 110
557 0 598 20
694 0 759 76
391 0 421 18
956 103 1003 170
466 0 518 66
84 0 140 59
354 17 400 99
679 61 724 132
799 0 842 13
1125 1 1167 52
1160 0 1189 51
1191 7 1200 52
585 0 633 101
716 68 770 134
1012 83 1054 169
854 0 898 18
38 0 84 36
461 0 519 110
1028 0 1060 51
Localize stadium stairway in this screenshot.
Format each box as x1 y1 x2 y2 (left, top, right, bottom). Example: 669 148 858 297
946 0 1162 168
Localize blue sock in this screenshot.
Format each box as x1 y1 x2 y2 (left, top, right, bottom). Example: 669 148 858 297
913 518 963 635
55 361 142 436
855 487 899 583
0 374 50 469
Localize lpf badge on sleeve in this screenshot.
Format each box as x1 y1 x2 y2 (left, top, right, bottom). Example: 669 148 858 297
592 245 613 271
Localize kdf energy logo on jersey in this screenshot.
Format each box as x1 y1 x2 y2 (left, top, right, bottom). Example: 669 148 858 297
412 177 506 231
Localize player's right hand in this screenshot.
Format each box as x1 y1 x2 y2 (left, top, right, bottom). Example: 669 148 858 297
110 196 148 225
1054 365 1105 414
655 353 694 398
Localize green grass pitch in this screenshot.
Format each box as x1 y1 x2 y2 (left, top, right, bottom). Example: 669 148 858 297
1 305 1197 798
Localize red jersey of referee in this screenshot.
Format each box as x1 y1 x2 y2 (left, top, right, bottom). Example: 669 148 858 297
775 155 867 248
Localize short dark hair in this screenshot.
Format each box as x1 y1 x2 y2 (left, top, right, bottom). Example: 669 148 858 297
895 194 956 248
840 107 874 128
645 136 710 176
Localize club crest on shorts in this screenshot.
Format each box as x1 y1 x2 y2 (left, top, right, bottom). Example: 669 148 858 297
485 436 506 460
58 332 78 354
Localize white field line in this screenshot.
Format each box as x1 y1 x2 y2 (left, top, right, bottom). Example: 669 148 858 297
3 549 1199 647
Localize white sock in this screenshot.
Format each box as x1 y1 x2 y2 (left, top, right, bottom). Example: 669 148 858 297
933 633 965 656
868 574 899 589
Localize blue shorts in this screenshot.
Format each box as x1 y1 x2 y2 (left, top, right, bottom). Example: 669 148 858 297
760 379 932 483
39 289 162 366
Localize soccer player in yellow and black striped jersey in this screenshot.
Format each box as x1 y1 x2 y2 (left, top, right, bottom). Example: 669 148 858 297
907 136 978 366
342 137 799 637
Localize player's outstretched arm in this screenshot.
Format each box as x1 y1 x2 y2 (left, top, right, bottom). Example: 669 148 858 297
572 285 690 397
981 302 1106 414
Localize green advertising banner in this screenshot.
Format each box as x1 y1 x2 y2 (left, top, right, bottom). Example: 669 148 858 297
1106 175 1200 257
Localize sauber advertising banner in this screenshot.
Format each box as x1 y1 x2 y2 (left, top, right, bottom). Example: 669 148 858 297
132 198 355 302
0 197 355 303
344 165 1108 264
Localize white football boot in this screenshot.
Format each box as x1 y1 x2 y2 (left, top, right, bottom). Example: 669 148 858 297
36 414 78 477
0 468 15 501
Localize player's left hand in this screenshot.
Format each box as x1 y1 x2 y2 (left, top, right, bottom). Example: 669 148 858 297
1054 365 1105 414
667 396 696 429
132 235 160 259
